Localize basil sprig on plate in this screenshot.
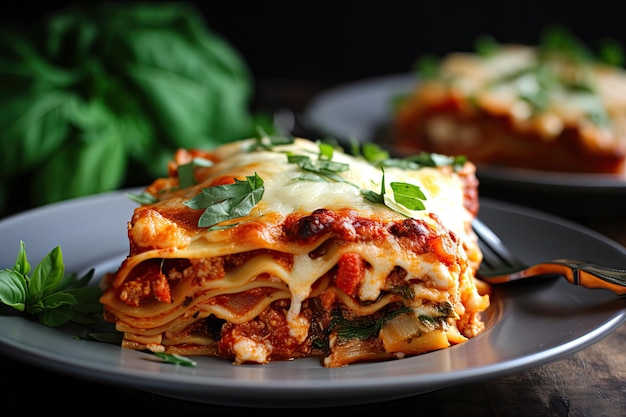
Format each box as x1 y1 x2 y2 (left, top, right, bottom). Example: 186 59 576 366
0 241 101 327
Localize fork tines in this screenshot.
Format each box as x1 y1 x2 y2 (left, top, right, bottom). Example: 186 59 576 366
472 218 524 272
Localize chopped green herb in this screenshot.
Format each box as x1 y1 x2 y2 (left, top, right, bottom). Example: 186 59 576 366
414 54 440 79
184 173 265 229
289 153 351 184
126 191 158 205
317 141 335 160
417 314 441 331
177 162 196 189
390 182 427 211
76 328 123 344
475 34 500 57
177 157 214 189
390 285 414 300
361 142 391 165
598 38 624 67
154 352 198 367
248 126 295 151
352 141 466 172
408 152 467 171
361 167 427 215
538 24 593 63
332 306 412 341
361 167 388 205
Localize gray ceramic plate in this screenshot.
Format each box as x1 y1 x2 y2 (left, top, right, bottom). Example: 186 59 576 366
1 191 625 408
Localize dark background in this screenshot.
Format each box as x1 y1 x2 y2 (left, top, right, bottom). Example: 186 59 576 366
4 0 626 87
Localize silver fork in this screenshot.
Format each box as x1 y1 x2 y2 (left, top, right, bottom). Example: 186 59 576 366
472 218 626 295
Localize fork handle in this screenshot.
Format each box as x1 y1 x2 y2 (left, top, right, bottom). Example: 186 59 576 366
525 259 626 295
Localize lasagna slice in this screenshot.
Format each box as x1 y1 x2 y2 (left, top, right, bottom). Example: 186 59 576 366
99 136 489 367
392 37 626 174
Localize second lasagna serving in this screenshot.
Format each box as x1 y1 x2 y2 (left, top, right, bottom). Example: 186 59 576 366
100 135 490 367
392 30 626 175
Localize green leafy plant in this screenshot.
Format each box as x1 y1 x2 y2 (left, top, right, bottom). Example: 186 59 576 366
0 241 102 327
0 3 258 217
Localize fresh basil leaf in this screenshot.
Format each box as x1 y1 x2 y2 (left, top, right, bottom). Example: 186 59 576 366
294 173 332 182
414 54 440 79
318 142 334 160
316 160 349 173
37 304 74 327
177 162 196 189
289 154 349 176
287 154 310 165
57 268 95 292
154 352 198 367
126 191 158 205
475 34 499 57
1 243 101 327
38 292 78 311
390 182 427 211
362 168 387 205
249 128 294 151
185 173 265 228
79 330 123 344
539 24 593 62
27 246 65 303
178 157 215 188
0 270 27 311
65 291 103 324
12 240 30 276
598 38 624 67
362 190 385 204
361 142 390 164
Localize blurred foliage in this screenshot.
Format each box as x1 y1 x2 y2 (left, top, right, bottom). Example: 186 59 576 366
0 2 265 217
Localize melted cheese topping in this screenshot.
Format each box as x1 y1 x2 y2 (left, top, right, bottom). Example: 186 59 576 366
153 139 468 224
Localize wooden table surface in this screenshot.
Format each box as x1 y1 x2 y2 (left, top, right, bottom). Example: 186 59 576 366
1 79 625 415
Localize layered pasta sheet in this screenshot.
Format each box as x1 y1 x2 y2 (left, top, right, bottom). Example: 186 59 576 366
100 136 490 367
